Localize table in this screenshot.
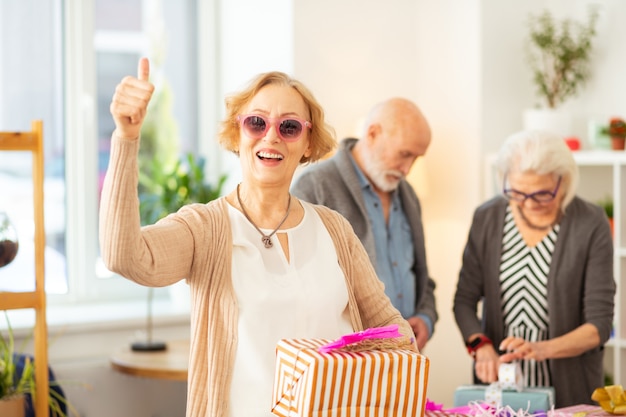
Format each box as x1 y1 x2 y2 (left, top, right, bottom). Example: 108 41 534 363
110 339 189 381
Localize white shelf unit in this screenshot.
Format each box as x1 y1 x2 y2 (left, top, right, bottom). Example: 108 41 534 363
572 150 625 386
483 150 626 386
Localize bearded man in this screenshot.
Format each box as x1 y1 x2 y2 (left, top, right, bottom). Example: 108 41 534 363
291 97 438 350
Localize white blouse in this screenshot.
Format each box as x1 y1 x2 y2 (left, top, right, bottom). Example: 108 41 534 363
227 200 354 417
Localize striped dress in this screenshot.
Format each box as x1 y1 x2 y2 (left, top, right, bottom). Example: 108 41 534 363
499 206 558 387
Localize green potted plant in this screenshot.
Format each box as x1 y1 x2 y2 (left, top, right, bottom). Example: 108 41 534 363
138 152 227 226
600 117 626 151
522 9 598 135
526 9 598 109
1 314 77 417
597 196 614 237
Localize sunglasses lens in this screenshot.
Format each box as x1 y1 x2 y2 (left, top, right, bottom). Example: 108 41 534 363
279 119 303 140
243 116 267 138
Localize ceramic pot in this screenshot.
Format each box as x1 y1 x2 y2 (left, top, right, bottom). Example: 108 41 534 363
522 108 572 138
0 395 26 417
611 136 625 151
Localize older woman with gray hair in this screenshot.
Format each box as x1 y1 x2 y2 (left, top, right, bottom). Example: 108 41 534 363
453 129 615 407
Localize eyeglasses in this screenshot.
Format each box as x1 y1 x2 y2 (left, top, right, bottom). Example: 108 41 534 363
503 176 562 204
237 114 312 142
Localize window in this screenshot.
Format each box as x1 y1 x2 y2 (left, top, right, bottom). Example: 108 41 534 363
0 0 66 294
0 0 293 314
0 0 203 306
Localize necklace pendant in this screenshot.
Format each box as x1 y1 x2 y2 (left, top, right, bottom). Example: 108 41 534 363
262 236 273 248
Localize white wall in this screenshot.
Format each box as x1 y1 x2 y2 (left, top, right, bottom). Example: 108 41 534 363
292 0 481 406
481 0 626 153
215 0 295 192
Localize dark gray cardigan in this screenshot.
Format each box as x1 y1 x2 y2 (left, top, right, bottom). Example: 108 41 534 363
291 138 438 330
453 195 615 407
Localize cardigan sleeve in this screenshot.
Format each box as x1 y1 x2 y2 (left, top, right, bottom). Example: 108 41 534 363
99 135 195 286
453 207 490 341
580 210 615 343
550 199 616 344
453 197 507 343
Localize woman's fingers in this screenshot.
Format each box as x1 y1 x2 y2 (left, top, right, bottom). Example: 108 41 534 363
499 337 545 361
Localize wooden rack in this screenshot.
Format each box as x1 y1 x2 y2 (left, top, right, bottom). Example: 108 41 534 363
0 120 49 416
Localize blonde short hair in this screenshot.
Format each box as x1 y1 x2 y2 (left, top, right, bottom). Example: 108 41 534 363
217 71 336 164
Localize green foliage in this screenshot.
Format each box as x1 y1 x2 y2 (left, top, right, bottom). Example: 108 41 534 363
597 196 613 219
138 153 228 225
600 117 626 139
0 312 78 416
604 370 614 386
0 315 30 400
526 9 598 109
135 68 227 225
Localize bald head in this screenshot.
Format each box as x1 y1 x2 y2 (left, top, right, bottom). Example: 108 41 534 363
353 98 432 193
362 97 431 148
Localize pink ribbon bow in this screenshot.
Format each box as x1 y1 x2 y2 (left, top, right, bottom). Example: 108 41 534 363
317 324 403 353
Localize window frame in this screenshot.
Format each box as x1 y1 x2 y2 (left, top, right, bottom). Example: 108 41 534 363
47 0 219 307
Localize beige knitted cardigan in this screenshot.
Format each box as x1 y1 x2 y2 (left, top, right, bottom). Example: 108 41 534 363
99 137 415 417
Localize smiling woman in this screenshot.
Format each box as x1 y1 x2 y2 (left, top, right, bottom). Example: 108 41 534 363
99 62 417 416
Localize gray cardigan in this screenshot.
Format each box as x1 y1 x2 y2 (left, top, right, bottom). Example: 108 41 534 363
291 138 438 330
453 195 615 407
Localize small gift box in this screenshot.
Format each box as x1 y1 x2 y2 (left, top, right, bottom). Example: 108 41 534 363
453 385 555 414
271 325 429 417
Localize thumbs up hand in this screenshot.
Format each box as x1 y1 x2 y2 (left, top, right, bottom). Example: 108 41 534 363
109 57 155 140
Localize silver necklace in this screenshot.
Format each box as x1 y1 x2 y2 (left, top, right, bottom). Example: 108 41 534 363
236 184 292 249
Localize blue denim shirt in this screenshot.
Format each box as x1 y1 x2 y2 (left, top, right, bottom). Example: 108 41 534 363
349 156 432 336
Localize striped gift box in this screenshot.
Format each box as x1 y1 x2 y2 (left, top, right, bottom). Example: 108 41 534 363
272 338 429 417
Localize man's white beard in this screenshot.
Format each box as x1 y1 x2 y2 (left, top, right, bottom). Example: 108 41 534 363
364 156 403 192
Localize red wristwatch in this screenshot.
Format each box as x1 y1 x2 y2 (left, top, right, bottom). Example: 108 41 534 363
466 335 493 357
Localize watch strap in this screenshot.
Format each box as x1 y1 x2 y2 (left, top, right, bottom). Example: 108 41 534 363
465 335 493 356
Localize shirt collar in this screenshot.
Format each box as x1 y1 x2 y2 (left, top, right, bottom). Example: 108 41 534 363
347 149 401 202
347 149 373 192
